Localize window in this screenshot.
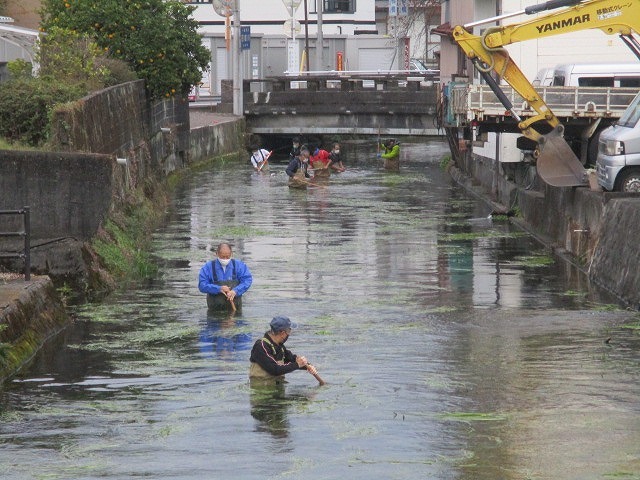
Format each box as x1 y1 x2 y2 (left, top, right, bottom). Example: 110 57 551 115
618 77 640 88
324 0 355 13
618 92 640 128
578 77 614 87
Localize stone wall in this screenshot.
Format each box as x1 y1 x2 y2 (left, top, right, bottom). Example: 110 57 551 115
49 80 191 186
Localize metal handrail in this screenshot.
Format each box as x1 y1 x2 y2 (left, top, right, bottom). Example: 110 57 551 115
0 206 30 281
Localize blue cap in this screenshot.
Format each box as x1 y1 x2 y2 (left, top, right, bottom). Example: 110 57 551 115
270 316 298 332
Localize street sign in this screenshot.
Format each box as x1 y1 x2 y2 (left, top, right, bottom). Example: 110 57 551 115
399 0 409 16
388 0 397 17
287 40 300 73
281 0 302 16
283 19 301 38
212 0 235 17
240 26 250 50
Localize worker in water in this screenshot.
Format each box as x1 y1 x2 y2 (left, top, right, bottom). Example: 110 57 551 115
379 138 400 160
249 144 271 172
286 144 312 188
198 242 253 311
249 316 318 382
329 142 346 172
310 145 333 177
289 136 302 161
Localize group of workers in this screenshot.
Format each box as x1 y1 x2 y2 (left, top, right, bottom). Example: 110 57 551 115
250 136 399 184
284 137 346 187
197 242 318 384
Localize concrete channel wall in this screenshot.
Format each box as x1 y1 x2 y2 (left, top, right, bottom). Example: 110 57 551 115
0 83 245 383
454 150 640 309
0 277 68 384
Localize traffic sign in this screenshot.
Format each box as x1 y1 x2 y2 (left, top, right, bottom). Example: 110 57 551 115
240 26 251 50
281 0 302 16
283 19 301 38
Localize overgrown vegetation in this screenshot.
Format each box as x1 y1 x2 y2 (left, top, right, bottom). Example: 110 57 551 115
0 0 209 147
40 0 210 100
0 77 85 146
0 28 136 147
439 154 451 170
0 324 9 362
92 188 167 284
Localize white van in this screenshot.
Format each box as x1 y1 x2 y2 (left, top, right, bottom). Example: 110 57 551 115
532 67 554 87
550 63 640 87
596 91 640 192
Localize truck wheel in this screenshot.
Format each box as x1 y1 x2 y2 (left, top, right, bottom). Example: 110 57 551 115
617 168 640 193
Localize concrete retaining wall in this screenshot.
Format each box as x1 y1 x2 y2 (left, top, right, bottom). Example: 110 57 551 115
455 151 640 308
0 151 115 240
591 199 640 307
190 118 246 164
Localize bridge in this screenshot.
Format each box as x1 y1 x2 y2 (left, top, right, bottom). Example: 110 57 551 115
216 73 443 138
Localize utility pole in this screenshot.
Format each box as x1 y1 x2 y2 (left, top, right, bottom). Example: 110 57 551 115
315 0 323 71
232 0 243 116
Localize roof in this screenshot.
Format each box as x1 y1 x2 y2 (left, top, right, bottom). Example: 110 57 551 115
0 23 39 62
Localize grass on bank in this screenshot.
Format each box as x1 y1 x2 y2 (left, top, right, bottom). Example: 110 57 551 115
92 190 165 284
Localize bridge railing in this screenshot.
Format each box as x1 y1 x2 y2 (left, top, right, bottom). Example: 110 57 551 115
243 71 440 94
0 206 31 281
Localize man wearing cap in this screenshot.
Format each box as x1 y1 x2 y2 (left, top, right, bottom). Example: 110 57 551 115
249 316 317 381
198 242 253 311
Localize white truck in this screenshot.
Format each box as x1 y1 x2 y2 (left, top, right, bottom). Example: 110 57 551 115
596 91 640 192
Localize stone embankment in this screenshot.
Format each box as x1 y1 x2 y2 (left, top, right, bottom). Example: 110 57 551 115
0 275 68 383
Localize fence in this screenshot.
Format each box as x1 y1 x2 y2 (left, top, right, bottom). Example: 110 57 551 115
0 206 31 281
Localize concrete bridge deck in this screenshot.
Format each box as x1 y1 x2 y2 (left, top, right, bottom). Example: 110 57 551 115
220 74 443 137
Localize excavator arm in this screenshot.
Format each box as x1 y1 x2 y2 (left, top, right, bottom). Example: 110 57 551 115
452 0 640 187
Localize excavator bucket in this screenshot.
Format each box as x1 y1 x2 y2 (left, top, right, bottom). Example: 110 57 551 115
536 125 587 187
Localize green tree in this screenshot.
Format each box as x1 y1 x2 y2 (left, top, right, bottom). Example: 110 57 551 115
40 0 211 99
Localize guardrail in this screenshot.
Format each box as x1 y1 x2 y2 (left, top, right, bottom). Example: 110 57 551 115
450 83 638 122
243 71 440 95
0 206 31 281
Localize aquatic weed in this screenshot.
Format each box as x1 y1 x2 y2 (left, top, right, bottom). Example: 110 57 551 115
437 411 509 422
439 231 526 242
206 225 275 238
511 254 555 268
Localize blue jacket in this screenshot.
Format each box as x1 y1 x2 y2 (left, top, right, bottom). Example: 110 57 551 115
198 259 253 296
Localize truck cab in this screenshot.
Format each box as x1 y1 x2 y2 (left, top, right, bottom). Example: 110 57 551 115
596 91 640 192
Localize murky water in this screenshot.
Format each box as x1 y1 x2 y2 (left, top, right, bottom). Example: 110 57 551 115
1 140 640 480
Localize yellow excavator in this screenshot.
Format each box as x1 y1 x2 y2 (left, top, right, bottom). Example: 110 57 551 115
452 0 640 187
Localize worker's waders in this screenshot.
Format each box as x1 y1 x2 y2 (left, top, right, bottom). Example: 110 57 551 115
206 260 242 311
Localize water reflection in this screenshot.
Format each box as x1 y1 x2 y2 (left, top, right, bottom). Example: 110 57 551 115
249 379 315 439
198 310 252 359
1 139 638 480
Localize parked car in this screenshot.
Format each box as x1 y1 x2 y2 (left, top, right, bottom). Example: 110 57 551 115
596 91 640 192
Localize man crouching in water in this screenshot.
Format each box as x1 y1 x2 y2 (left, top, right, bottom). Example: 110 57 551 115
249 316 318 383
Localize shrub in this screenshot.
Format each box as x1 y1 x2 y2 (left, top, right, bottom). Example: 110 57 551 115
0 78 86 146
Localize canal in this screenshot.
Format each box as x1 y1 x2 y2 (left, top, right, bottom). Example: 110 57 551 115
1 140 639 479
